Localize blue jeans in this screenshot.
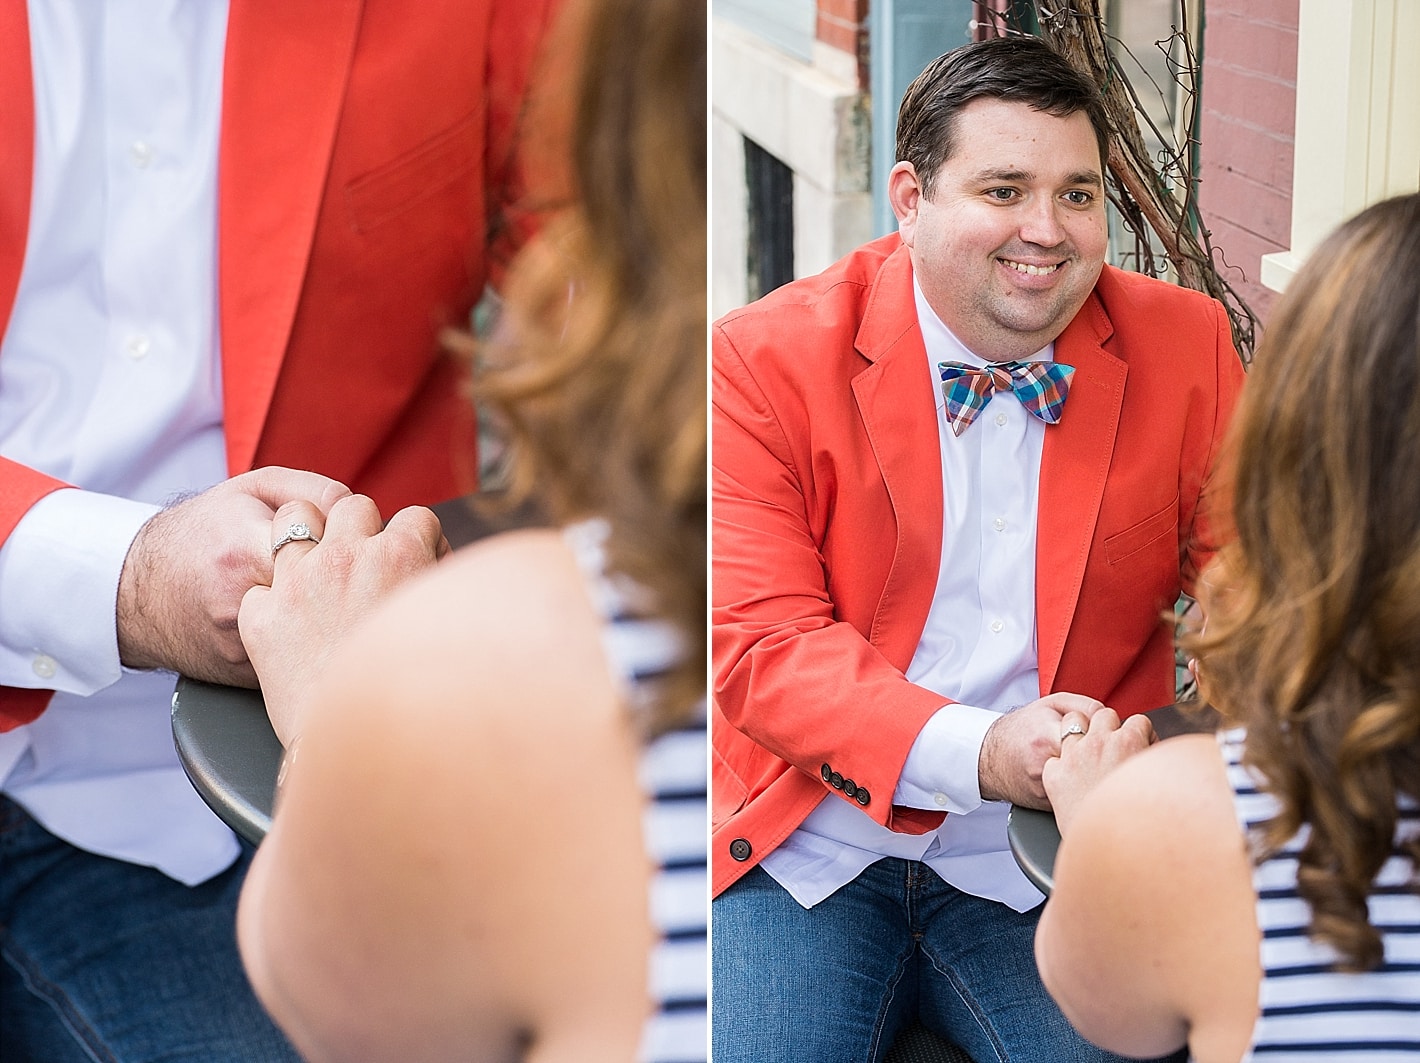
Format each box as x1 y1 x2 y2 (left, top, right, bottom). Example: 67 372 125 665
713 860 1185 1063
0 796 300 1063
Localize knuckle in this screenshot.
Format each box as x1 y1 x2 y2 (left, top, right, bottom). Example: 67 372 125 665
322 539 361 575
328 493 358 517
395 505 444 542
390 537 438 578
319 479 355 507
330 492 369 517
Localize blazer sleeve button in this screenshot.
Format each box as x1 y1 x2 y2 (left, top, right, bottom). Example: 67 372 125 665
855 787 871 806
829 771 844 789
842 779 858 798
821 763 832 782
729 838 753 862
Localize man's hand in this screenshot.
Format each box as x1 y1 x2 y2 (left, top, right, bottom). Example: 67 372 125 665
977 693 1111 808
1043 707 1156 834
116 468 353 686
238 494 448 746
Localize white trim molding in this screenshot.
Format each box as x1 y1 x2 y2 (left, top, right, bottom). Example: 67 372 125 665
711 17 872 316
1261 0 1420 291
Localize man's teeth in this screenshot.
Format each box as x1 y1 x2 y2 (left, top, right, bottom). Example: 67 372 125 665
1003 260 1059 276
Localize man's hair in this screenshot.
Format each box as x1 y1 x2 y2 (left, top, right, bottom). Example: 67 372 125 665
895 35 1111 198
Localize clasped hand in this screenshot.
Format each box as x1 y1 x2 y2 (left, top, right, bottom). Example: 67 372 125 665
238 494 448 747
978 693 1155 820
1042 707 1156 833
114 467 446 747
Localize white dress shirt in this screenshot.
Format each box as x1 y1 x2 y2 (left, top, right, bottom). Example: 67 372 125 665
759 272 1049 912
0 0 238 884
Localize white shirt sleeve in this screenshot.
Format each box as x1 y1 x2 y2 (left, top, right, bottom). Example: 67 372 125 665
892 702 1001 814
0 487 158 693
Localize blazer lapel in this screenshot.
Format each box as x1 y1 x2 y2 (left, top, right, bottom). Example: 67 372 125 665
851 246 944 670
1035 290 1126 694
0 0 33 345
218 0 364 474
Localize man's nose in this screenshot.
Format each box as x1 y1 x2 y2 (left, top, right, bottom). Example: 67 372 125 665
1017 196 1067 247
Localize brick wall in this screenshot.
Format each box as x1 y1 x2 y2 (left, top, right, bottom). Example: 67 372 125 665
816 0 868 85
1197 0 1299 325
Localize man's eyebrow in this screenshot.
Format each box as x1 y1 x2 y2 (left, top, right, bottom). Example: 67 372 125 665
966 167 1104 188
969 168 1033 184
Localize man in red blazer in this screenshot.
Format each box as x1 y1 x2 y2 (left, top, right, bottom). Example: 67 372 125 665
0 2 557 1059
712 37 1243 1061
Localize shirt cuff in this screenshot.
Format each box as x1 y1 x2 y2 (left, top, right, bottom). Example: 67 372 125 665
0 489 160 693
892 702 1001 814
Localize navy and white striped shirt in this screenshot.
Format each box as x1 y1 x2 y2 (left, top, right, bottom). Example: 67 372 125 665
1221 728 1420 1059
568 521 708 1063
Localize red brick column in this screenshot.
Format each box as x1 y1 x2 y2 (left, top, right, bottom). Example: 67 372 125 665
816 0 868 86
1198 0 1299 325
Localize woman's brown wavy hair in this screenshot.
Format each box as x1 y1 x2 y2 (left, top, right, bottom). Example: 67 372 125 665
1187 193 1420 970
455 0 706 732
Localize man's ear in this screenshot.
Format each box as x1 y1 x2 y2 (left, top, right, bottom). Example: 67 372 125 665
888 161 924 246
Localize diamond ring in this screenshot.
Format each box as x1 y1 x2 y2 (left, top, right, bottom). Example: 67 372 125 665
272 522 320 556
1061 721 1087 739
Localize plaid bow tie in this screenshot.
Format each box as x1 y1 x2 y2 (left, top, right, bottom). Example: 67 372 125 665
937 359 1075 436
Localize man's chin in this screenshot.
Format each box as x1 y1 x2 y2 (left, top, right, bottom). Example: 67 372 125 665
994 287 1097 341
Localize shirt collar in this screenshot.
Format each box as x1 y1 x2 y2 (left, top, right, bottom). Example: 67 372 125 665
910 271 1055 409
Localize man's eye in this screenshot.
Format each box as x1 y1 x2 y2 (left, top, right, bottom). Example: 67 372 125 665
1063 190 1094 205
986 188 1017 202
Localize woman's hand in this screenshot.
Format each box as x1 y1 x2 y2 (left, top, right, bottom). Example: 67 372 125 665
237 495 448 747
1044 707 1157 834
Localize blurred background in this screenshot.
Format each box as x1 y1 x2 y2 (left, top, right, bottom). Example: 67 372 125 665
710 0 1420 341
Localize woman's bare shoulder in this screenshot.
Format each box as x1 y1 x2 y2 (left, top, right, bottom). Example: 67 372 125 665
1107 732 1233 813
361 528 587 650
1060 734 1246 922
1038 734 1259 1062
243 526 649 1059
322 528 606 725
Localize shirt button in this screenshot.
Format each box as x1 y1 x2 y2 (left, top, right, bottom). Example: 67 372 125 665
125 335 150 360
32 654 57 679
990 619 1004 634
933 792 949 808
995 411 1008 426
130 140 153 168
993 516 1006 531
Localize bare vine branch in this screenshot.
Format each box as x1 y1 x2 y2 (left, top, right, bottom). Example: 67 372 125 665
982 0 1258 362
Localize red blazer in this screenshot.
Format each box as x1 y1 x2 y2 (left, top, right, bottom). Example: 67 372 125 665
0 0 559 726
711 235 1244 894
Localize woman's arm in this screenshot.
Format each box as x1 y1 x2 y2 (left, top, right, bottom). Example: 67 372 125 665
1035 734 1260 1063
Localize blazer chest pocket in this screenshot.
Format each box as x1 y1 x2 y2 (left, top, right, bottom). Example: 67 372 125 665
1103 495 1178 566
345 110 483 234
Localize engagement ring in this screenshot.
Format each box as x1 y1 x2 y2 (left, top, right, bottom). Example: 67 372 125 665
272 522 320 556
